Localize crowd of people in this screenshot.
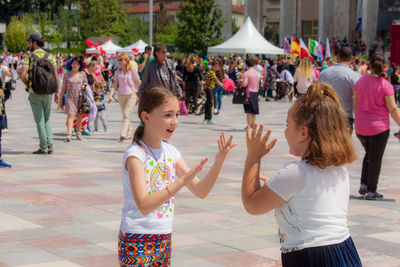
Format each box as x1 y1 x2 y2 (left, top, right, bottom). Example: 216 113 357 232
1 32 400 267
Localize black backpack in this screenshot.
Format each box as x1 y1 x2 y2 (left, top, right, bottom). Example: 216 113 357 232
29 52 57 94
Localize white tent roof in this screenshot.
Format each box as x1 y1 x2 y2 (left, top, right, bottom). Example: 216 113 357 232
117 40 149 54
86 40 122 54
208 17 283 55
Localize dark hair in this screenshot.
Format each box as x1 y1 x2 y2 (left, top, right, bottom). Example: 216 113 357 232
370 54 386 78
291 82 357 168
245 58 254 67
33 39 44 48
71 56 83 71
145 45 152 52
153 42 166 58
336 47 352 62
132 86 177 144
91 55 98 62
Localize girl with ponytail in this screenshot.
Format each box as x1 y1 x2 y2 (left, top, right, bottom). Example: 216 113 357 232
119 86 236 266
242 82 361 266
354 54 400 200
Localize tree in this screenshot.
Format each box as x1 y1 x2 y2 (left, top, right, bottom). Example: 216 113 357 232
21 13 37 38
155 22 178 45
79 0 131 46
0 0 32 24
232 20 240 35
55 7 80 47
5 16 26 52
264 25 279 45
127 17 149 44
176 0 226 57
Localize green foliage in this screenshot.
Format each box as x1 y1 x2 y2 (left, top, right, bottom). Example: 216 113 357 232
21 13 37 38
38 12 64 48
5 17 26 52
127 16 149 44
55 8 80 47
79 0 131 46
264 24 279 44
232 20 240 35
155 22 178 45
176 0 226 57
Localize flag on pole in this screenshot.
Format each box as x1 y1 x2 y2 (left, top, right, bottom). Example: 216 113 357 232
291 38 300 60
317 41 324 61
326 38 332 58
300 38 310 59
308 39 320 57
284 39 291 54
356 0 363 31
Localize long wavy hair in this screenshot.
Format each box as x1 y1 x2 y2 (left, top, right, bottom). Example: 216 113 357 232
290 82 357 169
119 54 132 71
298 58 314 78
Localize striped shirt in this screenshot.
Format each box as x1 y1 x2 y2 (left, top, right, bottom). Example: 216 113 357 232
23 49 57 92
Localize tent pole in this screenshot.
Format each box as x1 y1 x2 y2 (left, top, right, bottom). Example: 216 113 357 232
149 0 153 47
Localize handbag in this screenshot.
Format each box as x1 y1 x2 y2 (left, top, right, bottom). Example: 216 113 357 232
78 86 90 115
232 87 249 105
179 100 188 116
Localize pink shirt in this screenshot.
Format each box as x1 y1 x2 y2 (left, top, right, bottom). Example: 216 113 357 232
354 75 394 136
115 68 140 95
244 69 260 97
94 64 102 81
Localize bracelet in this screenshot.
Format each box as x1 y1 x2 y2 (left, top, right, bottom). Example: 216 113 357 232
166 186 173 196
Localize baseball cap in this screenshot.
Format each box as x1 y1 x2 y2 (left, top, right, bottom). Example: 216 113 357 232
26 33 42 41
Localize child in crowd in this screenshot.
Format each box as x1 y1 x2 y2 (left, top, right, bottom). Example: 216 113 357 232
93 82 107 132
241 82 361 266
204 61 223 124
0 88 11 168
119 86 235 266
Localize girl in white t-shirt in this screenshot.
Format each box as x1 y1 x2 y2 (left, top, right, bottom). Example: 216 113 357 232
119 86 236 266
241 82 362 266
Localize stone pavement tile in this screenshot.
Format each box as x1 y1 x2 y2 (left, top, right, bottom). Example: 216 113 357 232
248 247 282 261
2 228 61 241
190 229 248 243
367 231 400 244
0 250 63 266
363 259 400 267
172 250 225 267
231 225 279 237
48 244 114 260
70 254 118 267
0 241 36 255
50 224 117 243
176 241 240 258
16 260 81 267
94 220 120 231
357 248 399 266
95 241 117 253
352 236 400 258
173 233 209 247
23 235 89 249
0 211 42 232
205 251 279 267
217 237 278 251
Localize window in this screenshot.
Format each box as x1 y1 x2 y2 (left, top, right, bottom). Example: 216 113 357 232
302 20 318 39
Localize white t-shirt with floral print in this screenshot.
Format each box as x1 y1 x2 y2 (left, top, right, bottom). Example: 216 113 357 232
120 141 181 234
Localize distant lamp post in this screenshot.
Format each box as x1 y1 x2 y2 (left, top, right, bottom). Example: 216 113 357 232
149 0 153 47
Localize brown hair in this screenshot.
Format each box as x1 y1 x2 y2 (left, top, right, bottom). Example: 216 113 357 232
93 82 103 90
119 54 132 71
132 86 177 144
370 54 386 78
186 56 195 72
290 82 357 169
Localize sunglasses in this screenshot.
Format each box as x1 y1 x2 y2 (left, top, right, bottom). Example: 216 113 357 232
118 58 123 61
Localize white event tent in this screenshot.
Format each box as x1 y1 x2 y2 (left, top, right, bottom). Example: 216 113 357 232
86 40 122 54
208 17 284 55
117 39 149 54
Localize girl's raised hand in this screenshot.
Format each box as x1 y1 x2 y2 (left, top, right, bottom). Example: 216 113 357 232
181 158 208 185
216 132 236 162
246 123 277 159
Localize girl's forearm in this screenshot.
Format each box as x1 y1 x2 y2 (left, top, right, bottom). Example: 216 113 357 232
241 154 261 210
192 157 224 199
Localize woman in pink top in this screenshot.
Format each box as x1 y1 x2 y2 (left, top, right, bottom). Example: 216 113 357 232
108 54 141 141
91 56 105 84
241 58 260 128
354 54 400 200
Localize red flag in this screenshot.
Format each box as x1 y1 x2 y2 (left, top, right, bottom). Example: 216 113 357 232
300 38 314 62
132 48 139 53
100 47 106 55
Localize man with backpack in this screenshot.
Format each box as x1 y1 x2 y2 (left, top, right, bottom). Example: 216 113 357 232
20 33 59 154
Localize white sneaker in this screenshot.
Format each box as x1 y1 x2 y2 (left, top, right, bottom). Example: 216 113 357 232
65 135 72 142
76 133 83 140
1 129 8 134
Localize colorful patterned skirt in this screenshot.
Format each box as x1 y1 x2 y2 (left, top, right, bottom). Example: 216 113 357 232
118 232 171 267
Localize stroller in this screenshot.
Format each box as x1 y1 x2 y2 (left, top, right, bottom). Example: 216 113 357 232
187 91 206 115
275 80 294 102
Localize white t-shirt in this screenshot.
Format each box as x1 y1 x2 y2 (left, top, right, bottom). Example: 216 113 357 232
294 69 316 94
120 141 181 234
266 161 350 252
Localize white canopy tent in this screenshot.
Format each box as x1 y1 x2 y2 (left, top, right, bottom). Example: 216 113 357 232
117 39 149 54
86 40 122 54
208 17 284 55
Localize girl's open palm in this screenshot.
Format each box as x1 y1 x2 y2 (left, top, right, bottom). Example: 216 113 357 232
216 132 236 161
246 124 277 158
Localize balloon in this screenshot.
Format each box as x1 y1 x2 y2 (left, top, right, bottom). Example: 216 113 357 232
132 48 139 53
223 78 235 91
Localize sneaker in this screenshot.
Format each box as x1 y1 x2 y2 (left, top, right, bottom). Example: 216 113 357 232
358 183 368 195
65 135 72 142
215 110 220 115
104 125 107 132
48 145 54 154
94 128 98 132
33 149 47 155
76 133 84 140
202 119 208 124
82 130 91 136
214 108 218 114
365 191 384 200
1 129 8 134
207 120 215 125
0 159 11 168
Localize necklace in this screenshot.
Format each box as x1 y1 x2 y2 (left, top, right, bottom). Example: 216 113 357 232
141 139 170 185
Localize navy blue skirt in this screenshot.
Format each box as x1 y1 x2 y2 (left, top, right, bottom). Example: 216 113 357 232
281 236 362 267
243 91 259 114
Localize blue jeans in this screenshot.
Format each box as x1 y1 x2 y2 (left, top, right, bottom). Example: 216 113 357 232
213 85 224 111
28 92 53 152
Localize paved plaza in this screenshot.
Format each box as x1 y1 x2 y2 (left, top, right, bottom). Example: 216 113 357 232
1 81 400 267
